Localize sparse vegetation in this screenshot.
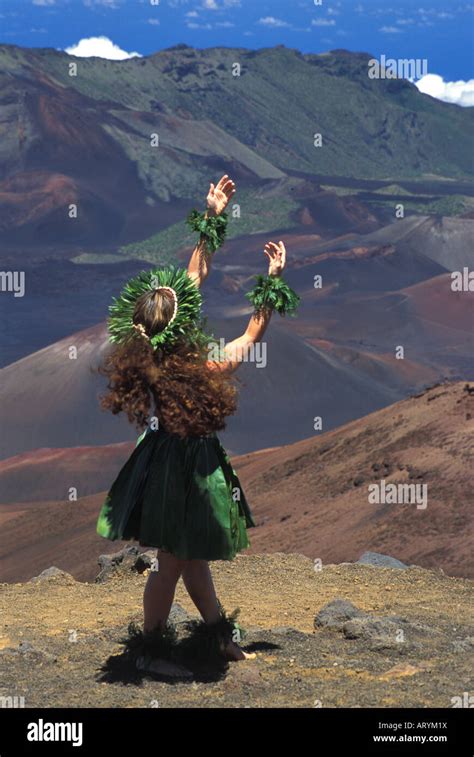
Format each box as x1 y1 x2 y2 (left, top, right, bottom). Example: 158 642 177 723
1 44 471 184
114 190 299 264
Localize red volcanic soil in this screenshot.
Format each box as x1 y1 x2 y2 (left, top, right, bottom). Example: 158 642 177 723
0 171 78 228
294 186 378 235
301 339 440 388
0 315 407 460
0 70 186 248
0 443 133 505
175 228 328 272
237 381 473 579
401 273 474 331
0 382 472 583
36 91 110 154
290 243 396 269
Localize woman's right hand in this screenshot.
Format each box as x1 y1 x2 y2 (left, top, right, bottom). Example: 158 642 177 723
206 174 236 216
264 240 286 277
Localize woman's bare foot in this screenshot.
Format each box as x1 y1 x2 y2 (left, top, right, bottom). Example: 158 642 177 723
136 654 193 679
221 638 256 661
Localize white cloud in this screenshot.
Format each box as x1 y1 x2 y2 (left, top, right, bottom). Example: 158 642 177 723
187 22 212 29
166 0 239 11
64 36 142 59
32 0 56 6
416 74 474 107
147 18 160 26
312 18 336 27
416 8 455 18
379 25 402 33
83 0 120 7
258 16 290 27
201 0 240 8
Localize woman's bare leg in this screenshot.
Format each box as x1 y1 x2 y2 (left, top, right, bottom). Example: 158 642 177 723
143 549 185 633
181 559 256 661
181 559 221 623
137 550 192 678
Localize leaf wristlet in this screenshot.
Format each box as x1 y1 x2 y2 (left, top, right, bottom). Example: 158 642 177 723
245 273 300 317
186 209 228 253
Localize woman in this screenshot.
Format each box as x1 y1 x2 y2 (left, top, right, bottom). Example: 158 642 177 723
96 175 299 676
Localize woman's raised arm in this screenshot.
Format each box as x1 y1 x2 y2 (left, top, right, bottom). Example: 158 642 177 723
187 175 235 288
206 241 287 374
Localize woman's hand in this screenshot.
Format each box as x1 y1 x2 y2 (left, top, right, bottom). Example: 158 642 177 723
206 174 236 216
264 240 286 277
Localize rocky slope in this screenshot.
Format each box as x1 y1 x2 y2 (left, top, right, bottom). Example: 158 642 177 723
0 382 472 584
0 44 472 247
0 552 472 708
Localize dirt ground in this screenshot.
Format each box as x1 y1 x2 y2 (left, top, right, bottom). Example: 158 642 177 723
0 553 472 708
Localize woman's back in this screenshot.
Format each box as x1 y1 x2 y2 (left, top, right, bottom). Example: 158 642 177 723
99 335 239 439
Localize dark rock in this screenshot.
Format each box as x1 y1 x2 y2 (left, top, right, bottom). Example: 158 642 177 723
18 641 36 654
270 626 301 635
451 636 474 653
357 552 408 569
1 640 57 661
30 567 74 582
168 603 192 626
314 599 367 630
98 546 139 569
133 550 156 574
95 546 141 582
224 664 264 688
343 617 401 643
342 615 432 651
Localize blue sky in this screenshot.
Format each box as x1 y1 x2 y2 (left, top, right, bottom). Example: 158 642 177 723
0 0 473 83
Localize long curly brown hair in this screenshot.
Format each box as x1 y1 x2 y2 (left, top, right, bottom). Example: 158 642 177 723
98 287 239 438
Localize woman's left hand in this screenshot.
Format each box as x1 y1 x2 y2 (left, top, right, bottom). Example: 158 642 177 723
264 240 286 277
207 175 236 216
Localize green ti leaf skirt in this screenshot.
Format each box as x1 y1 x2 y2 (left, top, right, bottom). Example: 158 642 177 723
96 425 256 561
